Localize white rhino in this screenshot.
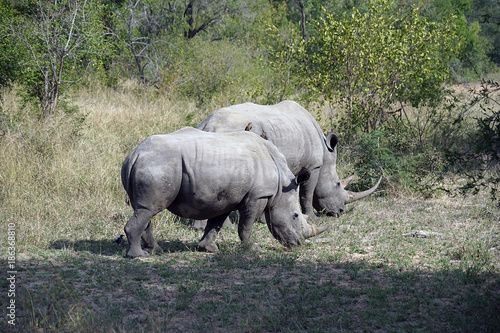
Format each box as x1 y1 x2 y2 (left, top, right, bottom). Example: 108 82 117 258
197 100 380 217
121 127 330 258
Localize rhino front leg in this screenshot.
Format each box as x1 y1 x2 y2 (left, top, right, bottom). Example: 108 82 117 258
125 208 155 258
141 221 163 255
238 198 268 249
299 168 320 218
198 213 230 253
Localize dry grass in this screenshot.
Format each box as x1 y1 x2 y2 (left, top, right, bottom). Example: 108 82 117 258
0 83 499 332
0 83 209 249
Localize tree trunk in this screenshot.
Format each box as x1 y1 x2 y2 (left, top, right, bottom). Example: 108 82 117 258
184 0 195 39
298 0 306 40
183 0 219 39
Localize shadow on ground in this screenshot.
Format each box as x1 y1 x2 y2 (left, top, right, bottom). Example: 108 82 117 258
8 248 500 333
50 239 198 256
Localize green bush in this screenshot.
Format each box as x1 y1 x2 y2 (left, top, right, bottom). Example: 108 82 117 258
290 0 462 139
349 127 445 194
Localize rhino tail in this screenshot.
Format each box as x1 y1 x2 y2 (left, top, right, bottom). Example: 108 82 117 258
121 152 140 207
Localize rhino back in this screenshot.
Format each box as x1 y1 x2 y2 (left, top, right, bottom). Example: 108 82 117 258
197 101 326 173
175 131 280 218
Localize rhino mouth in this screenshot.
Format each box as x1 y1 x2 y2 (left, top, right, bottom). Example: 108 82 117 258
326 210 343 217
320 208 344 217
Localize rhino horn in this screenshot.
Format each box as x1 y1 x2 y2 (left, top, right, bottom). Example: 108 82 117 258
302 216 331 238
345 176 382 204
340 175 354 188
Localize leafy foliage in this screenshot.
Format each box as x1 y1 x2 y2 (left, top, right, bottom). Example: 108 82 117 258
468 0 500 66
292 0 463 138
0 0 21 96
408 0 497 78
8 0 110 118
158 39 270 107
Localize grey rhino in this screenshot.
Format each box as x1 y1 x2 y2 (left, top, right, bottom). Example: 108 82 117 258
121 127 330 258
197 100 381 217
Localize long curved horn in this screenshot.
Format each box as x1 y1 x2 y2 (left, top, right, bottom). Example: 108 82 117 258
345 176 382 204
303 223 331 239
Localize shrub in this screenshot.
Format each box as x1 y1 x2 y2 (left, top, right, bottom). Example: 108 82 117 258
158 38 272 108
442 80 500 203
290 0 462 140
348 126 445 194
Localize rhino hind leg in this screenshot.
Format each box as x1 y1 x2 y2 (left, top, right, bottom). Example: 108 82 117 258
192 219 207 230
198 213 230 253
192 213 238 231
125 208 155 258
141 221 163 255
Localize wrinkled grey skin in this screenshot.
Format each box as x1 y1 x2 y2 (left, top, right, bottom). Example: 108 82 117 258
197 100 380 217
121 127 330 258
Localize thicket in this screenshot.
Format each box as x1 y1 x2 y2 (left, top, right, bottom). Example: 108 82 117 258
0 0 499 203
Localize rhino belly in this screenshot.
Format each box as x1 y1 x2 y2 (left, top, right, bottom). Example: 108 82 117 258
167 181 248 220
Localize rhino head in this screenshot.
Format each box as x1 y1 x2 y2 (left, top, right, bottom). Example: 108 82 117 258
266 168 331 246
312 133 381 217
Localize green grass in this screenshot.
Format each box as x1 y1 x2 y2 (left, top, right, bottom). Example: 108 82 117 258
1 83 499 332
3 203 499 332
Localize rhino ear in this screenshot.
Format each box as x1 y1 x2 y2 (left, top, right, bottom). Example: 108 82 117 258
325 133 338 152
296 168 311 184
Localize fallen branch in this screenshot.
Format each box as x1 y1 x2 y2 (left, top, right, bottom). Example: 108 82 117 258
403 230 445 238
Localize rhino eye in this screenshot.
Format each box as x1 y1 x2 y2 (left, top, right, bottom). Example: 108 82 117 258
293 213 299 219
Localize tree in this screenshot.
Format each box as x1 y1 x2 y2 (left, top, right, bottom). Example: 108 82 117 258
404 0 495 78
468 0 500 66
112 0 155 83
291 0 462 138
183 0 225 39
10 0 108 118
297 0 306 40
443 80 500 203
0 0 21 97
107 0 251 84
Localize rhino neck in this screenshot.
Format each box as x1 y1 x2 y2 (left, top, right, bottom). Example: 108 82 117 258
266 149 286 209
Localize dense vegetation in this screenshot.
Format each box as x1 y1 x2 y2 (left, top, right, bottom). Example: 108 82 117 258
1 0 498 199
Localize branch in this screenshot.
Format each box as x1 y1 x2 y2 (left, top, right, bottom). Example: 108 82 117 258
13 22 48 83
64 0 81 56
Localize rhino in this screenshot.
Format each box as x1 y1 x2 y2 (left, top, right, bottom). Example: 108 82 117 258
121 127 330 258
197 100 381 218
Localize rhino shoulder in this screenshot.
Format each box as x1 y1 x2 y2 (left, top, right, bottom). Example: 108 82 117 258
259 137 295 180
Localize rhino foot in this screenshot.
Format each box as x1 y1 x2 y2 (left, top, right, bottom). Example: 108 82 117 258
197 242 219 253
306 214 320 222
126 248 150 258
251 243 262 251
144 244 163 255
